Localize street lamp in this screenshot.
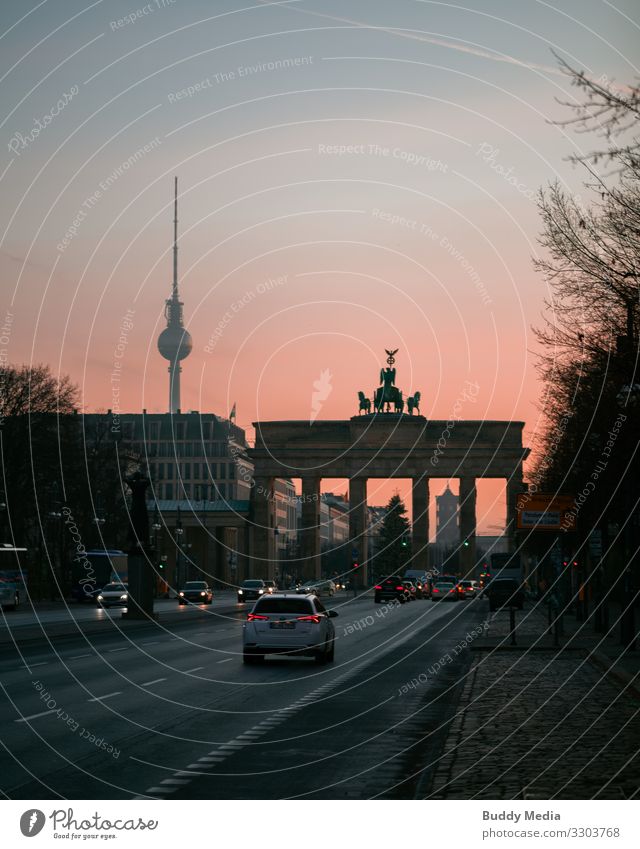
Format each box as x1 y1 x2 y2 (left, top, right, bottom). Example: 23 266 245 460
175 505 184 589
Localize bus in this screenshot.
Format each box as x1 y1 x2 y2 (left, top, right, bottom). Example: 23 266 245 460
0 545 28 610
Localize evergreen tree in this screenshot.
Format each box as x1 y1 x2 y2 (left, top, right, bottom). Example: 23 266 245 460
374 493 411 577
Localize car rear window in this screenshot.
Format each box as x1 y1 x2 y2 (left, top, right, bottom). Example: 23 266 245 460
254 598 314 614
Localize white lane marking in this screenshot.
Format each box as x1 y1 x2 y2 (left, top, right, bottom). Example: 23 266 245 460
69 654 92 660
15 709 54 723
216 658 233 664
160 778 190 785
87 691 122 702
26 661 48 668
108 647 127 653
184 667 204 673
147 787 173 794
141 641 159 645
141 678 167 687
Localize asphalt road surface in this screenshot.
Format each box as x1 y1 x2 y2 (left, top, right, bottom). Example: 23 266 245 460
0 594 486 799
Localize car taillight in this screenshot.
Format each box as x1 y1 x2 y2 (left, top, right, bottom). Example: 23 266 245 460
247 613 268 621
433 588 439 593
396 586 403 591
374 585 382 590
297 615 321 623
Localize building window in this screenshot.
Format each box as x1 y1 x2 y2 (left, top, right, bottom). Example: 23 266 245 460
165 483 173 500
148 422 160 440
218 484 226 500
158 463 165 479
184 463 191 479
229 463 235 479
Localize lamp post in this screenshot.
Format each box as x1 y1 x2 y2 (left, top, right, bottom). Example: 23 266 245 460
615 276 639 649
152 505 162 597
175 505 184 590
274 526 280 588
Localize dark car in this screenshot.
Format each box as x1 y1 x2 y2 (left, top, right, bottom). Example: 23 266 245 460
403 580 419 600
237 579 267 603
487 578 524 612
178 581 213 605
374 577 410 604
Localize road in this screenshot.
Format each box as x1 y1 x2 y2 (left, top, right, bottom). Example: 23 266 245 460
0 593 486 799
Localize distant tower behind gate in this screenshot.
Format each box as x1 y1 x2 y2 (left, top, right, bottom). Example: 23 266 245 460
157 177 192 413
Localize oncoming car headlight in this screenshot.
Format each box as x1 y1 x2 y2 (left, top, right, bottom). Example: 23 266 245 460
120 594 127 601
97 595 104 601
200 591 206 596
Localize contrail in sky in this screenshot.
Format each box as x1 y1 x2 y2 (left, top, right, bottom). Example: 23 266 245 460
257 0 565 77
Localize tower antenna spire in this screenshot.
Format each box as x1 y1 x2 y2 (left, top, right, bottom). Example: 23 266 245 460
173 175 178 298
158 177 192 413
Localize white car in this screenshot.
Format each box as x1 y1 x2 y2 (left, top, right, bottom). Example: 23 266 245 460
243 593 338 664
96 582 128 608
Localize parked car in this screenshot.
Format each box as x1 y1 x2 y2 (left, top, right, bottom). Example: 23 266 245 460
237 579 267 603
243 593 338 664
487 578 524 611
96 582 128 608
430 582 458 602
374 577 410 604
458 580 479 599
178 581 213 605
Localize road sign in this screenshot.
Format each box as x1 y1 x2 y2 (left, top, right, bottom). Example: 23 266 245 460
517 493 575 530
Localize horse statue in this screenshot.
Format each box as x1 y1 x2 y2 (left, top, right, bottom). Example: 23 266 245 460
357 391 371 415
395 391 404 413
406 391 421 415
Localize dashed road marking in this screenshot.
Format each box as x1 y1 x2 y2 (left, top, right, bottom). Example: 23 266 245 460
141 678 167 687
87 691 122 702
15 709 55 723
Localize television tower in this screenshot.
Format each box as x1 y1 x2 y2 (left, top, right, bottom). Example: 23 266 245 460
157 177 192 413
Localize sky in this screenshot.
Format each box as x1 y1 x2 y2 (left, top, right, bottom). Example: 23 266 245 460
1 0 638 531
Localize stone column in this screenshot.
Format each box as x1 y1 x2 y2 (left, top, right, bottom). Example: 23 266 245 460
300 476 322 581
506 465 525 553
349 477 369 587
250 476 276 579
459 476 477 576
412 476 430 573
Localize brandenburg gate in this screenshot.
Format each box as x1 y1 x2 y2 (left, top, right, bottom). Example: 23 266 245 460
249 350 529 581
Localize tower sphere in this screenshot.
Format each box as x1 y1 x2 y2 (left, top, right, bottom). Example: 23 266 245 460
158 324 193 361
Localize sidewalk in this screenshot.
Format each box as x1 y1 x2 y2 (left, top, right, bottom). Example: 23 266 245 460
426 599 640 799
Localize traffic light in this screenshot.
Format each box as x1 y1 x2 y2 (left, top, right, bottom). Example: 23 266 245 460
401 533 408 547
463 538 470 548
